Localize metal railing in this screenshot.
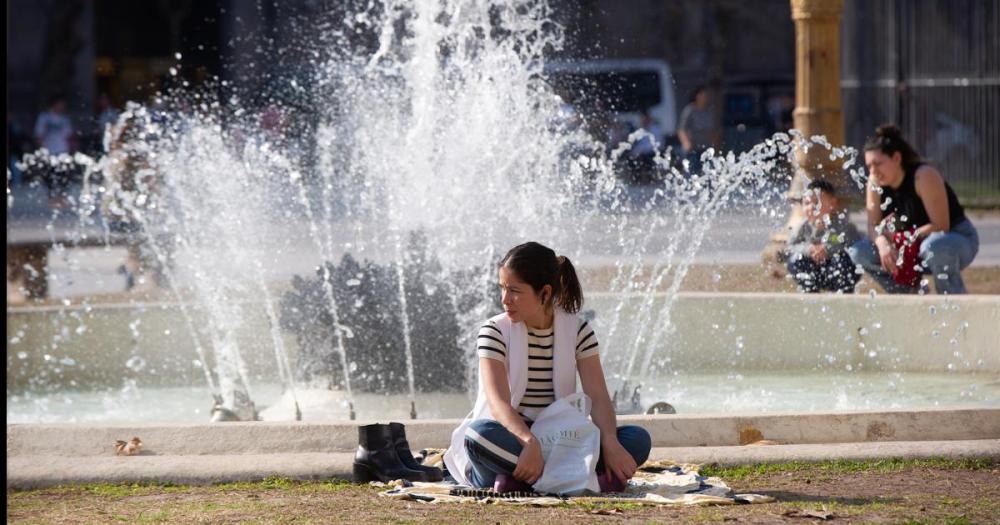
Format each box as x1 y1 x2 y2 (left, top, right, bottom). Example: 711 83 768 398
842 0 999 204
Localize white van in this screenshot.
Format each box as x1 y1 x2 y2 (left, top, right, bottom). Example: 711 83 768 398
543 59 678 144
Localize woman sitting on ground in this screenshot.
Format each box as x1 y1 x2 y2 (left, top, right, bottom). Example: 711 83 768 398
848 124 979 294
444 242 651 492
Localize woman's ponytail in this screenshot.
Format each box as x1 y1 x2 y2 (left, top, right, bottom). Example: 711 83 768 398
556 255 583 314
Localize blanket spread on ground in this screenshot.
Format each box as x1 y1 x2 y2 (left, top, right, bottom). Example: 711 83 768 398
376 456 774 507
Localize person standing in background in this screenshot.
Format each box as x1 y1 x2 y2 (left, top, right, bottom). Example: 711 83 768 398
95 93 121 149
33 95 76 208
677 85 720 174
8 115 31 187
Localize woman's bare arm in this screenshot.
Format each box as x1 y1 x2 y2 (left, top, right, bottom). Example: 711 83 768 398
865 181 900 272
865 182 884 241
577 355 618 441
579 354 638 482
479 357 533 444
913 166 951 238
480 357 545 484
678 129 692 152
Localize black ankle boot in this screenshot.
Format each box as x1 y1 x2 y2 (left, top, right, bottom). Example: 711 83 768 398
389 422 444 482
353 423 429 483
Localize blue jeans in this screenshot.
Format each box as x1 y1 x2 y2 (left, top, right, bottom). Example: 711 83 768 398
463 418 652 489
847 219 979 294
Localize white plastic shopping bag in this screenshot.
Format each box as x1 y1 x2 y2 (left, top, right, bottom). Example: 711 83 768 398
530 392 601 495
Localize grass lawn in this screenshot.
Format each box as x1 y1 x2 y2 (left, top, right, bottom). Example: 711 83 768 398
7 459 999 524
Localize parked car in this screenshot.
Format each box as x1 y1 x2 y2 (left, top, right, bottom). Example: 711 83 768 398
543 59 678 184
543 59 678 149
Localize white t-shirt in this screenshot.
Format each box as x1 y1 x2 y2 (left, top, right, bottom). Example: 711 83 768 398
477 317 599 421
34 111 73 154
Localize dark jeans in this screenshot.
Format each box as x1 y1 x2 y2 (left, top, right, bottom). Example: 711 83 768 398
847 219 979 294
463 418 652 488
786 250 860 293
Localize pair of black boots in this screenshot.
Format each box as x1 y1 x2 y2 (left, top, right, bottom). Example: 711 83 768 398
353 422 444 483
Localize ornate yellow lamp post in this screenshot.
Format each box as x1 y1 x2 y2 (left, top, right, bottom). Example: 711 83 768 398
790 0 844 150
765 0 845 263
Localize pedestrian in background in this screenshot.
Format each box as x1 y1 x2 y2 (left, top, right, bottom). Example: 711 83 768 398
33 95 76 208
677 85 720 174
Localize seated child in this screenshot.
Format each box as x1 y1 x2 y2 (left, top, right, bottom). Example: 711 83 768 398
785 180 862 293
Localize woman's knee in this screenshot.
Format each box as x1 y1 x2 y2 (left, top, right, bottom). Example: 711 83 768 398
467 419 503 435
919 232 963 265
465 419 504 449
617 425 652 465
464 419 521 456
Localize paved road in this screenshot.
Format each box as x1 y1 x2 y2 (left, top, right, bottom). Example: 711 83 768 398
8 183 999 299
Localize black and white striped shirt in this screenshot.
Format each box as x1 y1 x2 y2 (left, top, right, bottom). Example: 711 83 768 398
477 318 599 420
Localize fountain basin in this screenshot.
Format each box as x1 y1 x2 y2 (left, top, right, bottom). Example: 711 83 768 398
8 292 998 390
586 292 1000 373
6 300 293 392
7 292 999 423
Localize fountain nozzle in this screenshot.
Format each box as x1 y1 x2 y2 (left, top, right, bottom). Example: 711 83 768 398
410 401 417 420
349 402 356 421
294 401 302 421
612 381 644 414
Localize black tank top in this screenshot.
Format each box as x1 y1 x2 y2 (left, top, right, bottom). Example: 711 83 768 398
879 163 965 230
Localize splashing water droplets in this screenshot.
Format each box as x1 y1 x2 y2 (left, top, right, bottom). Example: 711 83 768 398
10 1 982 424
125 356 147 372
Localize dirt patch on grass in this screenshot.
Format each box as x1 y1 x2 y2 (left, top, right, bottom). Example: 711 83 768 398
8 461 999 524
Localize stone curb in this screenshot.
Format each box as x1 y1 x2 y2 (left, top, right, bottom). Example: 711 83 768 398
8 440 999 490
8 408 1000 457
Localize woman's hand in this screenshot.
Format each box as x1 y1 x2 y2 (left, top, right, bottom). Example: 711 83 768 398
601 438 638 483
875 236 898 274
513 437 545 485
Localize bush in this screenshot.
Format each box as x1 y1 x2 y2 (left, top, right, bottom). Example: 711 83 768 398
280 231 497 393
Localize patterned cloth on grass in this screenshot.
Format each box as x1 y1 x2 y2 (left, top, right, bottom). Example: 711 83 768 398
377 456 774 507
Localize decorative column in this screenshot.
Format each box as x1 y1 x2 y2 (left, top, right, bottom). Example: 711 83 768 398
764 0 845 265
790 0 844 151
